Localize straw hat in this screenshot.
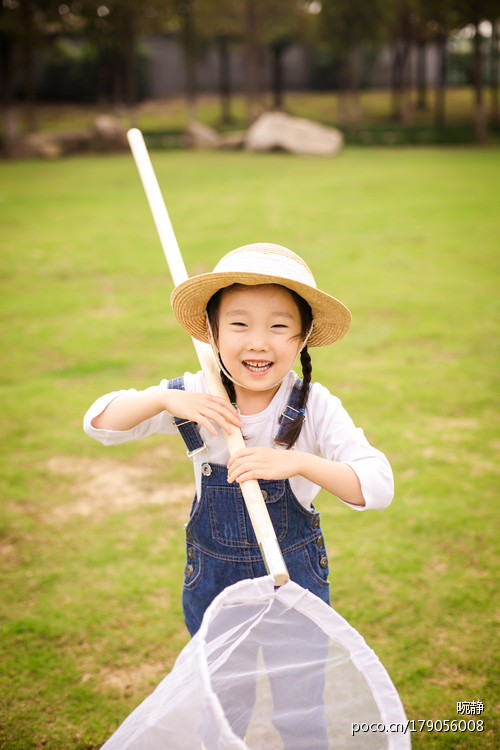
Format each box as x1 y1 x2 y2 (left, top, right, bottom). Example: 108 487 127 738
170 243 351 347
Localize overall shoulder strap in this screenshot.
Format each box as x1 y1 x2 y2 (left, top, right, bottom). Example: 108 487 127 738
275 378 307 442
167 377 206 458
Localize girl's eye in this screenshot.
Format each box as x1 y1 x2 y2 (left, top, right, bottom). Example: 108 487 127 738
231 322 247 327
272 324 287 329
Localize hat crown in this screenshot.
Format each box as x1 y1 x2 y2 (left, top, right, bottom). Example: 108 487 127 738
213 243 317 290
171 242 351 348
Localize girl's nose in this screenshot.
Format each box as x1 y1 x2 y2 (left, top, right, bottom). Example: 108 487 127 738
246 332 269 351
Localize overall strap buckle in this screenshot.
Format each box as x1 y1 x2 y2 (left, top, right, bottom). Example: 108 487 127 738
186 443 208 461
280 404 307 423
274 378 308 443
167 377 206 456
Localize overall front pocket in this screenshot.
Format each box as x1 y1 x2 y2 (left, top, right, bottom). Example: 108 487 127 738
207 480 287 547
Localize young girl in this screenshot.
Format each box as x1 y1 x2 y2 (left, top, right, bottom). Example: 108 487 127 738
84 243 393 639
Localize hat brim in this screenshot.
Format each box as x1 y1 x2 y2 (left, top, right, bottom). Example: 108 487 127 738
170 272 351 347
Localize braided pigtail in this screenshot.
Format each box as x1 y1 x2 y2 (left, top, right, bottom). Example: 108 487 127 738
220 367 237 405
275 346 312 450
206 288 239 406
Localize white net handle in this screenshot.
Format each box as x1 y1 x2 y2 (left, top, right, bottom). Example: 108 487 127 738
126 129 289 585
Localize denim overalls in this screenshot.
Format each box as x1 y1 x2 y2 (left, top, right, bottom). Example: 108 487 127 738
168 377 331 637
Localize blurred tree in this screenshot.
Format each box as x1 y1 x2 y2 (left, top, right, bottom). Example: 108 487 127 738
321 0 391 132
244 0 259 123
269 30 292 110
492 18 499 127
472 20 486 141
260 1 317 111
20 1 37 131
411 0 440 111
390 0 416 124
414 12 431 109
177 1 197 123
0 0 21 151
75 0 166 119
426 0 457 128
194 0 243 125
454 0 499 142
77 2 120 107
0 0 60 142
0 1 20 147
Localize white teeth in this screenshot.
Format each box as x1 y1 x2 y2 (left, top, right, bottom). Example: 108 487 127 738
244 361 272 371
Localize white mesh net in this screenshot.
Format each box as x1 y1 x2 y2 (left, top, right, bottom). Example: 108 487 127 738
102 576 411 750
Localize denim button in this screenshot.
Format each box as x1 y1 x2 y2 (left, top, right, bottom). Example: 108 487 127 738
319 556 328 569
186 564 194 576
312 517 320 529
261 490 268 500
187 548 194 559
201 463 212 476
186 530 193 542
316 535 324 548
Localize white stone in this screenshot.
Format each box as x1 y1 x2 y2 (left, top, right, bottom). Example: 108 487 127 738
183 121 220 149
245 112 343 156
217 130 245 150
92 115 128 150
8 131 90 159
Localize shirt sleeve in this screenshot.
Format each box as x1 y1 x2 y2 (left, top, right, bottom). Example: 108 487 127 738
83 372 207 446
308 382 394 511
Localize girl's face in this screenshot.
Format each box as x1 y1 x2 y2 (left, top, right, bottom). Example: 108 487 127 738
216 284 305 392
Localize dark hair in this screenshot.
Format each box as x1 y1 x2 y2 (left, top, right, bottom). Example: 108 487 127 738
206 284 313 450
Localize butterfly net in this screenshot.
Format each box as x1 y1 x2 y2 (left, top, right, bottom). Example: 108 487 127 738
102 576 410 750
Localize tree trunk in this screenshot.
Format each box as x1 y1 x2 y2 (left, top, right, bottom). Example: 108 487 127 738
97 49 108 109
473 25 486 143
402 43 413 125
434 34 447 128
272 45 284 110
245 0 259 125
123 9 137 125
337 59 349 128
391 43 403 121
217 36 232 125
491 19 499 128
182 7 197 124
112 49 124 109
350 48 362 135
417 39 427 110
0 34 19 151
22 3 37 133
392 41 410 123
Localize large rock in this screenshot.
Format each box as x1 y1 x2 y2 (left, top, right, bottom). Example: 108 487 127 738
7 130 91 159
183 121 220 149
245 112 343 156
92 115 128 151
217 130 246 150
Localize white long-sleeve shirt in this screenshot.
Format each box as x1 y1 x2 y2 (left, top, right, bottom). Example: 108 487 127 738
84 371 394 513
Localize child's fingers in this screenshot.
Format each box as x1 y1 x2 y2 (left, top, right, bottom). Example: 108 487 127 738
195 406 240 436
207 396 241 423
194 415 219 437
205 398 242 427
227 456 262 483
227 448 255 467
229 468 262 484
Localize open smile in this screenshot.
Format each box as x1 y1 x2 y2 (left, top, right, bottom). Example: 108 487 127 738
242 360 274 375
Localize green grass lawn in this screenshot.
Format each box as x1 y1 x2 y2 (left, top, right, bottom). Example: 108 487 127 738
0 146 499 748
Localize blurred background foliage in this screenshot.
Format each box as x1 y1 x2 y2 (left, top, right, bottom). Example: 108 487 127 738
0 0 499 145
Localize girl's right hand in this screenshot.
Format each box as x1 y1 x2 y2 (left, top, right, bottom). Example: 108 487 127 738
163 390 242 437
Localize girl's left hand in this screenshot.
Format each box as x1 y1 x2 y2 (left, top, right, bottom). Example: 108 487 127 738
227 447 300 484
